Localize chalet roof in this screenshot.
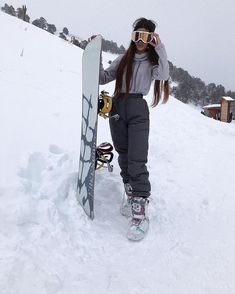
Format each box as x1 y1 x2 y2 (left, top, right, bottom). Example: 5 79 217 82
203 104 221 109
221 96 235 102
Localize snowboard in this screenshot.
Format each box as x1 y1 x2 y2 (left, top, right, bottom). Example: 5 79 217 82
76 35 102 219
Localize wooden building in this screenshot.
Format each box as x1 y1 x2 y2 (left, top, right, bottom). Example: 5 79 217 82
202 96 235 123
220 96 234 122
202 104 221 120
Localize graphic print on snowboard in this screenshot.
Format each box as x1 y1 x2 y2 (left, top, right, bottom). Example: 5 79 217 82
76 35 102 219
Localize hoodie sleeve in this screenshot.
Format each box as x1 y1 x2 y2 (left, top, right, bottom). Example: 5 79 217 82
99 54 123 85
152 43 170 81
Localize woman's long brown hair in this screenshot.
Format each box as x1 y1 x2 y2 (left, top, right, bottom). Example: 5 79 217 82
114 41 169 107
114 18 169 107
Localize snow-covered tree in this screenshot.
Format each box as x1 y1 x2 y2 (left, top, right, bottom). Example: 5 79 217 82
32 17 47 30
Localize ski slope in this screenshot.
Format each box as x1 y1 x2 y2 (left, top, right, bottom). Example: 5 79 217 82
1 12 235 294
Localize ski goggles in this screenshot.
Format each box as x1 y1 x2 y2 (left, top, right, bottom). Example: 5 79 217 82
131 31 153 43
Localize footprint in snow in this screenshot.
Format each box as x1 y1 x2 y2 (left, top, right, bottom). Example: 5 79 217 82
18 152 47 182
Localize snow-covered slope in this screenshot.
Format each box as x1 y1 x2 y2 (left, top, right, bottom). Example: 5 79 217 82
1 12 235 294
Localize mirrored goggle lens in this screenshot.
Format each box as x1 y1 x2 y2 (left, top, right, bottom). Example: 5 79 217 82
131 31 153 43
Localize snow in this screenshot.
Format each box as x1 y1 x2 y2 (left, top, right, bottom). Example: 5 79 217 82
1 11 235 294
221 96 235 102
203 104 221 109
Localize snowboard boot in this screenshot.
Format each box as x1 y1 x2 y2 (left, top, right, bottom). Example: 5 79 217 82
120 183 132 218
127 197 149 241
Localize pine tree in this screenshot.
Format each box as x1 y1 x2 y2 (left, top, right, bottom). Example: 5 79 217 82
17 5 30 22
59 32 67 40
63 27 69 35
1 4 16 16
47 24 57 34
32 17 47 30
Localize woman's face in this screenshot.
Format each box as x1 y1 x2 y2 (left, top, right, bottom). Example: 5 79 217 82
134 27 149 54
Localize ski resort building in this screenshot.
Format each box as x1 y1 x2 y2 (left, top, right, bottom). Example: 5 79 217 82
202 96 235 123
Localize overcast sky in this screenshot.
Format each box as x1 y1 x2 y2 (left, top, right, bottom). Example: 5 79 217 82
2 0 235 90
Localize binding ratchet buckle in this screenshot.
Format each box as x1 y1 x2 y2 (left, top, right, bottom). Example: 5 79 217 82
98 91 119 120
95 142 114 172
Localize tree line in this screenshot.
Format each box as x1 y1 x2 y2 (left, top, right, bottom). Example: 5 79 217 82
0 3 125 54
1 3 234 110
169 62 235 111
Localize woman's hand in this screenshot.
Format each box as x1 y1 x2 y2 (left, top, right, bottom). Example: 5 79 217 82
149 32 161 48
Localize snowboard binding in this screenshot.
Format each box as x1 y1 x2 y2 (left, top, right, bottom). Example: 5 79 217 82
98 91 119 120
95 142 114 172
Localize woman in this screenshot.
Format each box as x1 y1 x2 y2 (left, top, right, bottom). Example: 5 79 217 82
98 17 169 241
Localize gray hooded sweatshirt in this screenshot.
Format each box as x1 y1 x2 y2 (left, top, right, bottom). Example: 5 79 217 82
99 43 169 96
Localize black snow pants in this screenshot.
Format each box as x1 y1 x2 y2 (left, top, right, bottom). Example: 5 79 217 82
109 93 151 198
